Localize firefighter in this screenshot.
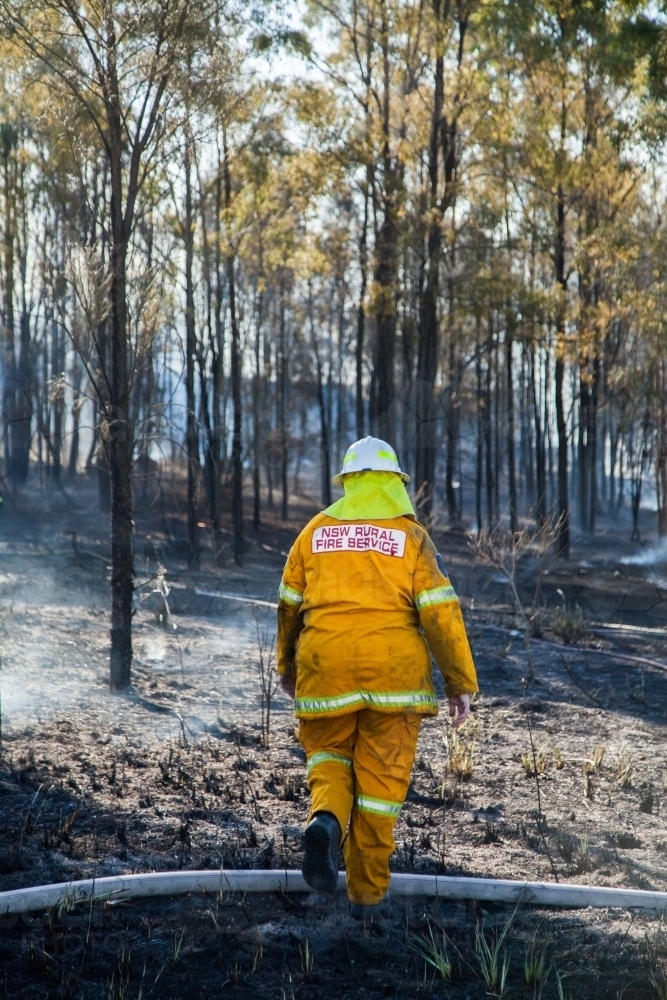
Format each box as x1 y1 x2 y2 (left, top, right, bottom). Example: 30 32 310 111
277 436 478 917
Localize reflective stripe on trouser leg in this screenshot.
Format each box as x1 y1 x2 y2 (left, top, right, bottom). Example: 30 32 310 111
299 716 357 836
344 709 422 906
355 794 402 818
306 751 353 777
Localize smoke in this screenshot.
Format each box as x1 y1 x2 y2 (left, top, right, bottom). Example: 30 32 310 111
0 507 294 745
619 539 667 566
0 566 283 744
141 635 166 665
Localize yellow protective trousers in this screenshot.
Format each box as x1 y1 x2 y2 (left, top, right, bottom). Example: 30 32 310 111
299 710 421 905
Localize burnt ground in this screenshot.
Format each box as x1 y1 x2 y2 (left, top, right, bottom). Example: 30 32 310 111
1 474 667 998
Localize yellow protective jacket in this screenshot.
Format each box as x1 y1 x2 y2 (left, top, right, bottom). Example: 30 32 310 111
277 513 478 719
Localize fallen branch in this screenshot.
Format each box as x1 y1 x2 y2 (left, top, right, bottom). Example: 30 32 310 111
560 655 603 707
194 588 278 609
590 623 667 637
540 639 667 674
475 622 667 675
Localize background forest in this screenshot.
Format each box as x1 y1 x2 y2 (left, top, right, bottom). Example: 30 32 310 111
2 0 667 681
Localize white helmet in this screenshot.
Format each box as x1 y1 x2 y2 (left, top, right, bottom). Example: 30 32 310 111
332 436 410 486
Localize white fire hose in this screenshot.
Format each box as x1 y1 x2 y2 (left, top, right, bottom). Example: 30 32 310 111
2 870 667 915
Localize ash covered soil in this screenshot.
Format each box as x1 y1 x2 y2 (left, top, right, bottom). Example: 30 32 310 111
1 479 667 998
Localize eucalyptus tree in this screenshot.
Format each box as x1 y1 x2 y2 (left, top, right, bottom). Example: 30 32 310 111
413 0 478 521
0 0 238 688
305 0 429 443
0 71 36 488
482 0 650 553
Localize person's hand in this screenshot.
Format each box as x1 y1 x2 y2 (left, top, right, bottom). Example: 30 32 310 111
448 693 471 729
280 674 296 698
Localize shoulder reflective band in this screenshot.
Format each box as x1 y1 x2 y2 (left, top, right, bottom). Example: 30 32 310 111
355 794 403 818
306 751 353 776
294 689 438 714
278 582 304 606
414 584 458 610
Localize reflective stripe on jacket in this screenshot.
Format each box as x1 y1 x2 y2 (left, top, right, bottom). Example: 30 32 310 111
277 514 478 719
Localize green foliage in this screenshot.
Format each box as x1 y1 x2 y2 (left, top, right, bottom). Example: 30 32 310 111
411 923 452 980
524 926 550 998
474 911 514 997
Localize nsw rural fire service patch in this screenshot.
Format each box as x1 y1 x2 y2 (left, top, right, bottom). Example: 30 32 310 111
311 524 406 557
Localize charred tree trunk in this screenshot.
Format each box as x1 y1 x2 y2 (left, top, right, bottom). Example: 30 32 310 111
108 186 133 690
253 282 262 531
309 289 331 507
214 155 225 477
51 242 65 484
446 325 459 522
335 278 345 460
68 365 82 480
96 310 111 514
484 316 494 529
475 318 483 533
1 125 17 482
493 328 500 525
372 2 397 442
278 284 288 521
530 343 547 528
554 180 569 557
223 129 244 555
196 353 215 538
265 308 274 512
196 154 221 556
15 150 31 483
578 364 590 531
658 359 667 536
316 349 331 507
356 180 368 440
505 310 517 535
106 17 135 689
184 136 200 561
197 151 221 565
588 349 600 533
92 171 110 511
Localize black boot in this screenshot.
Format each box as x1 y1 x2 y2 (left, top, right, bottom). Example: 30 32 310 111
302 811 341 895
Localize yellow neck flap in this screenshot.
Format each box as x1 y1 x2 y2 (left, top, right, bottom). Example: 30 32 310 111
324 471 415 521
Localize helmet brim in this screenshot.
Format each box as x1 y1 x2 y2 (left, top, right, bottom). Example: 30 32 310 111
332 470 410 487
